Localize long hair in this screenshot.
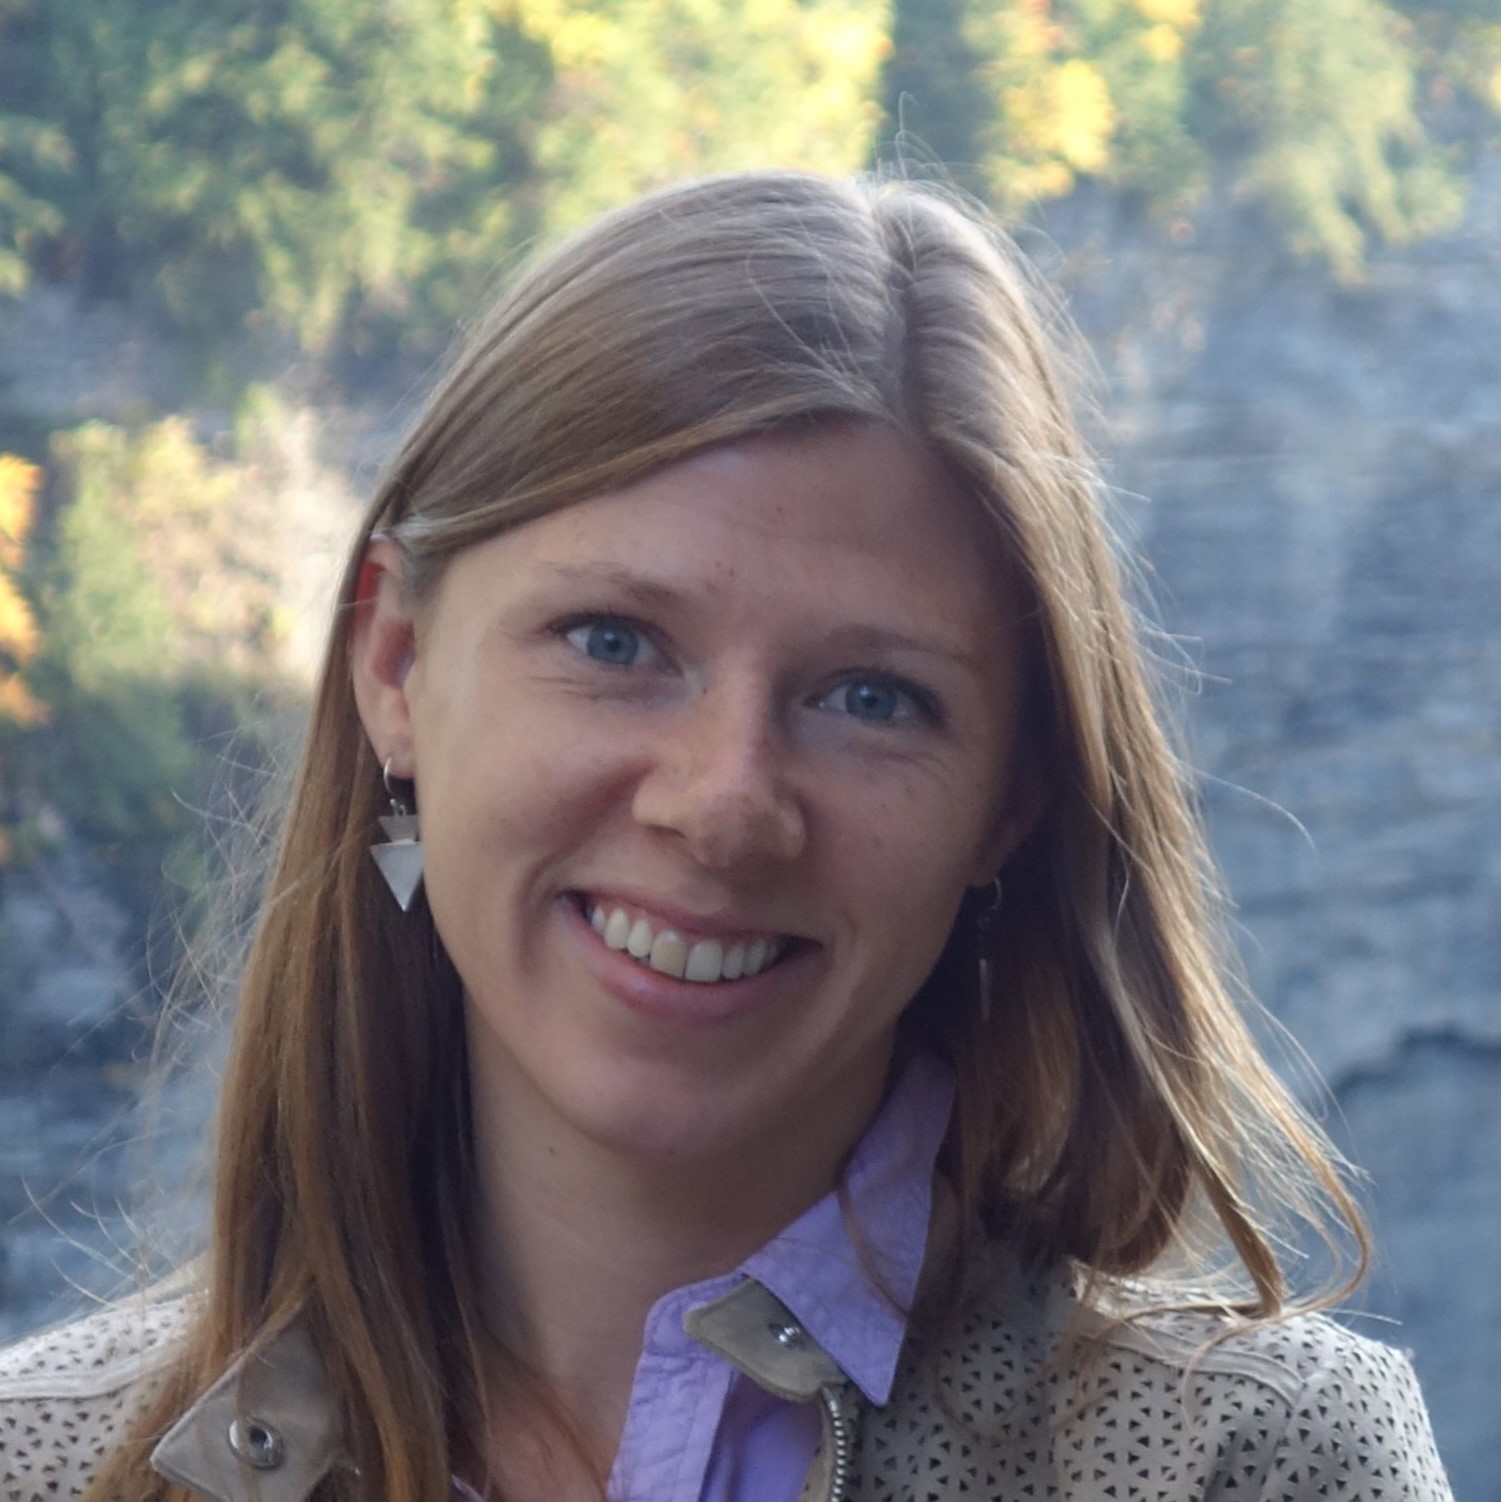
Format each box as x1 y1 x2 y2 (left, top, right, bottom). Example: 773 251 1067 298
86 171 1363 1502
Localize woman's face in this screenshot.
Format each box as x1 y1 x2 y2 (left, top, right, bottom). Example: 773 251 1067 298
355 423 1032 1175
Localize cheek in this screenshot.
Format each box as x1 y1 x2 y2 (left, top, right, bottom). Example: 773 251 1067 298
830 781 980 973
856 766 991 873
415 704 631 897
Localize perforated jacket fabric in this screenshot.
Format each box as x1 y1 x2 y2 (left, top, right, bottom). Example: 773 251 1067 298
0 1251 1452 1502
834 1251 1452 1502
0 1297 185 1501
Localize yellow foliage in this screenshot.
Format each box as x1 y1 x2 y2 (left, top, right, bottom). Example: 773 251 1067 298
1141 22 1186 63
1009 4 1054 60
50 418 301 681
0 673 44 725
512 0 892 232
0 579 38 661
1032 160 1077 198
970 2 1148 206
0 455 40 571
0 454 45 728
1047 59 1116 173
519 2 618 69
1134 0 1199 29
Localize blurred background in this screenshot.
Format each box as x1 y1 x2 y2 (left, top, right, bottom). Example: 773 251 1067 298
0 0 1496 1492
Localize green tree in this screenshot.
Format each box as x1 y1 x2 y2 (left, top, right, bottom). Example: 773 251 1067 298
5 0 1500 357
960 0 1203 207
0 116 65 296
10 420 301 932
26 427 198 906
880 0 992 191
1189 0 1462 274
512 0 894 235
884 0 1498 274
0 0 535 349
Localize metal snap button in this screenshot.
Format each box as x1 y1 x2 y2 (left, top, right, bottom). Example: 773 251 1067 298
769 1320 806 1349
228 1415 285 1470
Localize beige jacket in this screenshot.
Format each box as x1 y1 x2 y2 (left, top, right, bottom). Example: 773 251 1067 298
0 1250 1452 1502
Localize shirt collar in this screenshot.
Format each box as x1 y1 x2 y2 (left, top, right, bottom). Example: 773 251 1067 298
688 1054 955 1405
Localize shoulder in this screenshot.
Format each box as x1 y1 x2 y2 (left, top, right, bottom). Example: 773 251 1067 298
1100 1304 1451 1499
0 1295 190 1397
857 1253 1452 1502
0 1295 191 1502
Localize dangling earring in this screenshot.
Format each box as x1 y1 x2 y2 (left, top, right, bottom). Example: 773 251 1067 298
975 876 1003 1022
371 759 424 911
976 876 1004 930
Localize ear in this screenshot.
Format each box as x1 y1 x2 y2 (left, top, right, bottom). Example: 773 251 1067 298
967 756 1047 889
350 535 419 778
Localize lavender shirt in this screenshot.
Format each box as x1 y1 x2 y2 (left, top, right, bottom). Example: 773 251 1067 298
452 1057 954 1502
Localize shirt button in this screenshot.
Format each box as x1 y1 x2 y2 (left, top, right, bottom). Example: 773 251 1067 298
228 1415 285 1470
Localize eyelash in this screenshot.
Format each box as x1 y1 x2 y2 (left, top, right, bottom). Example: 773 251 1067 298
552 612 661 667
550 611 944 728
823 673 944 728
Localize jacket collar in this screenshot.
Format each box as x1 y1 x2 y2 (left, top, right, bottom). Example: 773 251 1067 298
733 1055 954 1405
150 1289 880 1502
149 1183 971 1502
150 1318 341 1502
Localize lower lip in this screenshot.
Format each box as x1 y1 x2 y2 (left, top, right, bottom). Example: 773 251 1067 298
561 896 807 1026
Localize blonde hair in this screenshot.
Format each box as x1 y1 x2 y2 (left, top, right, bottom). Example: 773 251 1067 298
88 171 1362 1502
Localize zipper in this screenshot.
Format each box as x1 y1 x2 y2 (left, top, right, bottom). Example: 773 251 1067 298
817 1383 853 1502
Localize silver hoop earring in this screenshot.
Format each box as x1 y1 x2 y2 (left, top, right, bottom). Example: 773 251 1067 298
370 758 424 911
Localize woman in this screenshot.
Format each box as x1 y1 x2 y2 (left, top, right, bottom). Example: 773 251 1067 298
0 171 1450 1502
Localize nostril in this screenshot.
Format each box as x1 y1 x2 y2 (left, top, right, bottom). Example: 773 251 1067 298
693 792 805 869
632 760 805 868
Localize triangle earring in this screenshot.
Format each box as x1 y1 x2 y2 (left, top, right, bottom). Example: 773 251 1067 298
371 758 424 911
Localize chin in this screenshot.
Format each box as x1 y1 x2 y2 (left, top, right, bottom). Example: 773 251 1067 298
571 1074 770 1167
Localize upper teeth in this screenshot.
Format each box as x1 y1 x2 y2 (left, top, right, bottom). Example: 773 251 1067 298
588 904 784 984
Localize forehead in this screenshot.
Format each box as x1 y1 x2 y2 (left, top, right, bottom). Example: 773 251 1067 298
432 423 1021 654
517 423 992 568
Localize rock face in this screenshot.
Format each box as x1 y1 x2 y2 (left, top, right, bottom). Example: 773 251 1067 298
1050 162 1501 1500
1 166 1497 1495
0 851 145 1339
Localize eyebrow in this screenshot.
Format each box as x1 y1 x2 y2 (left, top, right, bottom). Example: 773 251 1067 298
531 561 685 613
530 560 989 676
818 622 988 675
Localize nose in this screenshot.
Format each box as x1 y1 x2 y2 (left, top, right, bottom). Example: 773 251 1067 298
631 689 806 870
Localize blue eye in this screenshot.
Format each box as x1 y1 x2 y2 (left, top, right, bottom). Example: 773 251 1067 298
825 676 929 724
563 617 646 666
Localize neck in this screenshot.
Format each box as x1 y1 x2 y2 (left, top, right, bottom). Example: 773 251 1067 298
465 1046 885 1454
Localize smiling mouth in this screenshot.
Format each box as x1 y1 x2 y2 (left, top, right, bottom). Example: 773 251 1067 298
579 897 789 984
